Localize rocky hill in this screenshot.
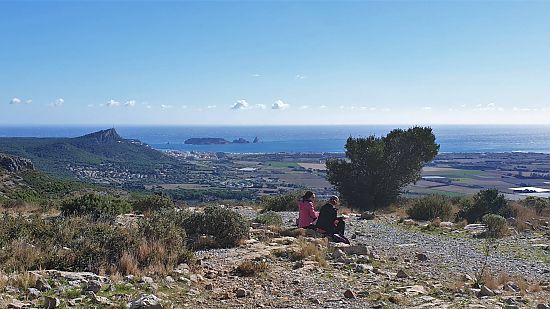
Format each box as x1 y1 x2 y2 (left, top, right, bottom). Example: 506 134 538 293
0 129 180 181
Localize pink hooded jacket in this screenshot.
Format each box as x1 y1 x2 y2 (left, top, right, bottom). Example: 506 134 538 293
298 200 319 228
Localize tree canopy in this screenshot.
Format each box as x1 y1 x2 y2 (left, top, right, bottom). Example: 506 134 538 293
326 127 439 210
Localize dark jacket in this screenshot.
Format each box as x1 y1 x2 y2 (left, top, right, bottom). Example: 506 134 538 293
316 202 338 233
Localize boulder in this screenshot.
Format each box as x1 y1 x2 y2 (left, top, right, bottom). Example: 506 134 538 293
396 270 409 278
128 294 163 309
340 245 371 256
7 300 31 309
236 288 249 298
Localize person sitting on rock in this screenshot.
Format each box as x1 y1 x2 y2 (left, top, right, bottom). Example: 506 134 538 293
316 195 350 244
297 191 319 229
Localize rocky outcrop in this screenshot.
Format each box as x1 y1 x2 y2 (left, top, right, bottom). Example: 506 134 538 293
77 128 122 143
0 153 34 172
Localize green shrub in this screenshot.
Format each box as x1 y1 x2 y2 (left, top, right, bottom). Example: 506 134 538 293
132 194 174 214
184 206 249 248
459 189 512 223
261 192 301 212
0 211 193 274
255 211 283 226
406 195 454 221
60 193 132 217
482 214 508 238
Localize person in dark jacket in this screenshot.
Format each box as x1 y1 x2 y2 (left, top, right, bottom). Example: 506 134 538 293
316 196 348 243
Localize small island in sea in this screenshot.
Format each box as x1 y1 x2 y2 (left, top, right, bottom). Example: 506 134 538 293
184 137 259 145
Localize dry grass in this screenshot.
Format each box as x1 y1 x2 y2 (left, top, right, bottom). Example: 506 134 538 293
294 239 328 267
339 207 352 215
481 271 541 294
234 260 269 277
118 252 140 276
512 203 540 231
278 228 307 238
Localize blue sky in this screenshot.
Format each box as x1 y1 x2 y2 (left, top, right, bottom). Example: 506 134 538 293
1 1 549 125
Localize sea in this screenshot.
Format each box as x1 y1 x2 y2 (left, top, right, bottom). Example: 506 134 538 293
0 125 549 154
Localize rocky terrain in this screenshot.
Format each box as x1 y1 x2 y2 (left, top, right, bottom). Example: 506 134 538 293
1 207 549 308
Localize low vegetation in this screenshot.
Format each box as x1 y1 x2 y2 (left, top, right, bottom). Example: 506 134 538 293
261 192 301 212
60 193 132 217
406 195 455 221
255 211 283 226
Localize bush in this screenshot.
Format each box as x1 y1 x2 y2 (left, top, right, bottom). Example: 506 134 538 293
60 193 132 217
255 211 283 226
406 195 454 221
234 260 269 277
521 196 550 215
261 192 301 212
132 194 175 214
482 214 508 238
459 189 512 223
183 206 249 248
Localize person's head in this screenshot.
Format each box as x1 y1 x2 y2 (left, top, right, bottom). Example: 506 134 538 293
329 195 340 206
303 191 315 201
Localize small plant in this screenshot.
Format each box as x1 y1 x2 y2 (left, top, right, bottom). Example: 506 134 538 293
261 192 301 212
254 211 283 226
406 195 454 221
482 214 508 238
521 196 550 215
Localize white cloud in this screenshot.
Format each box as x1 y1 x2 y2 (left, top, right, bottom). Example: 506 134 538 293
272 99 290 110
474 103 502 111
207 105 217 109
319 105 327 109
87 104 94 108
52 98 64 107
9 97 22 105
161 104 172 109
252 74 261 77
181 105 188 109
125 100 136 107
146 105 153 109
295 74 307 80
254 104 266 110
231 99 249 110
25 99 32 104
106 99 120 107
422 106 432 110
299 105 309 110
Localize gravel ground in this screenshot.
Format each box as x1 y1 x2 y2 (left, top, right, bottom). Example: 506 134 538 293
236 208 550 282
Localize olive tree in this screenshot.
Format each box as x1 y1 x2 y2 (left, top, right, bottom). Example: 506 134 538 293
326 127 439 210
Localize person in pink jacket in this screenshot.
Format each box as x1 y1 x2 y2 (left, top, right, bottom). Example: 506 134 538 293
298 191 319 228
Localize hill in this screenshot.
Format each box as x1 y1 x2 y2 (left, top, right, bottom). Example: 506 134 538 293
0 129 185 183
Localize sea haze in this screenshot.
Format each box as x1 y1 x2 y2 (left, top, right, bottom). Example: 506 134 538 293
0 125 549 154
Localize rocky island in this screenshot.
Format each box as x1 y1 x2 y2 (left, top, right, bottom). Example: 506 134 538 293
185 137 259 145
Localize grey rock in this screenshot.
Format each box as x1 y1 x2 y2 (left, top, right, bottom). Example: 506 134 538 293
85 280 102 293
344 289 356 299
7 300 31 309
416 253 428 261
396 269 409 278
140 276 154 284
43 296 61 308
537 304 550 309
35 278 52 291
360 211 375 220
128 294 163 309
479 285 495 297
27 287 41 299
236 288 249 298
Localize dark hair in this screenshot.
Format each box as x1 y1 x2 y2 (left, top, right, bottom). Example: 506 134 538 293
302 191 314 201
